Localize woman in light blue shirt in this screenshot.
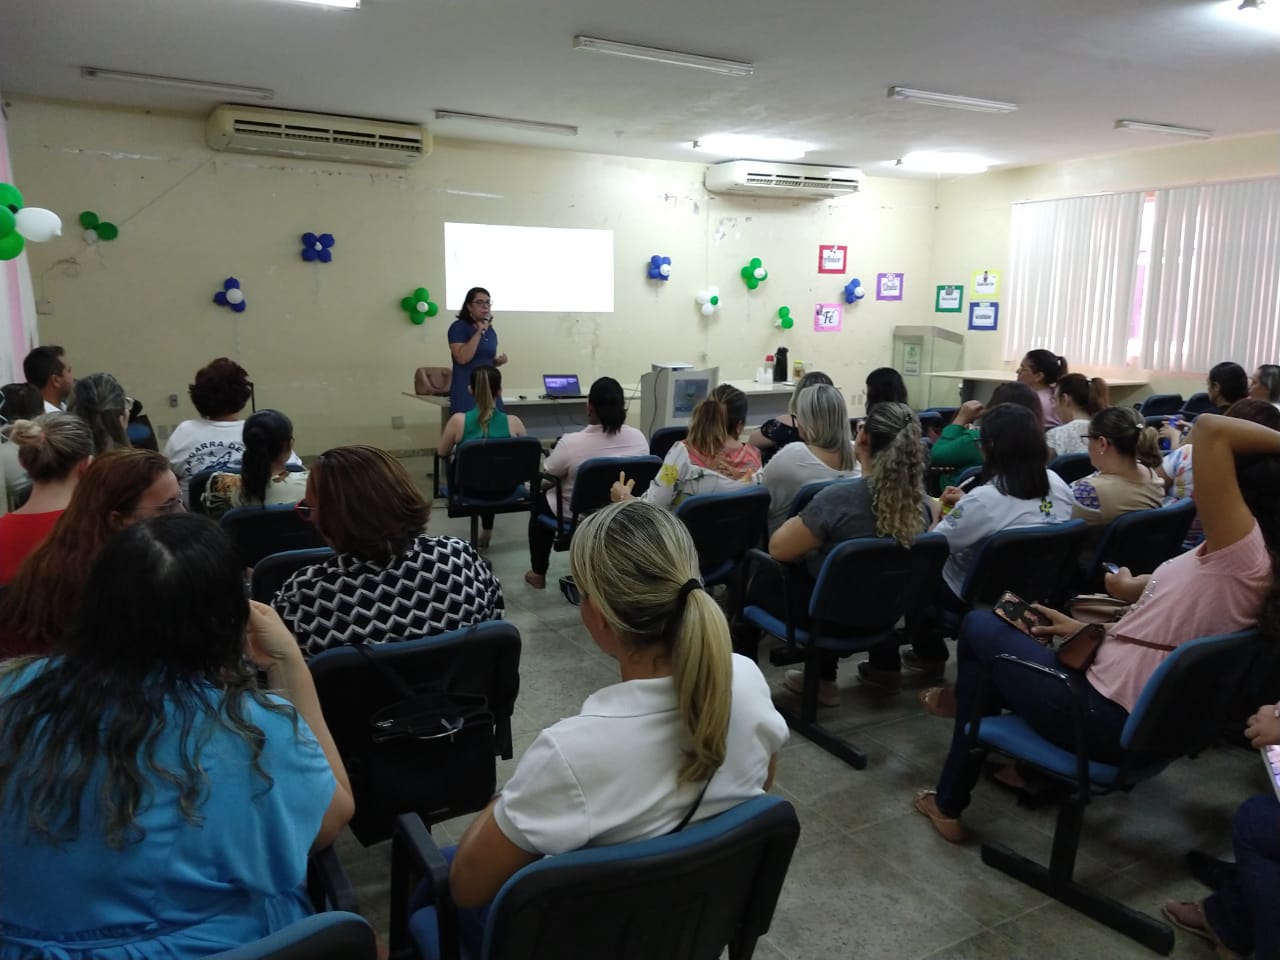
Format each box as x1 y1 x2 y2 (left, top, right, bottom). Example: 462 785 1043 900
447 286 508 414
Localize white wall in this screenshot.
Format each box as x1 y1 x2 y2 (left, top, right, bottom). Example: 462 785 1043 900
0 99 41 383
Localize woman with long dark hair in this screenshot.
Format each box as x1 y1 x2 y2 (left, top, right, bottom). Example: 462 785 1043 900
0 514 354 957
201 409 307 517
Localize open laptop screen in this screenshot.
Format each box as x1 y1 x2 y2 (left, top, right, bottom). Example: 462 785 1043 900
543 375 583 397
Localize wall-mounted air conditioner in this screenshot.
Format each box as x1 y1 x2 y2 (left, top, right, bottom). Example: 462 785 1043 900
206 105 430 167
704 161 861 199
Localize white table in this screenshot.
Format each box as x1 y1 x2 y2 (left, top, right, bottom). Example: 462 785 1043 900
927 369 1149 406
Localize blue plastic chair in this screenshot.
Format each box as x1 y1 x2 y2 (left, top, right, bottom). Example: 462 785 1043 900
969 629 1261 953
1135 393 1183 418
1179 392 1215 418
391 794 801 960
208 912 377 960
648 426 688 461
1082 498 1196 587
675 487 771 585
221 504 326 567
434 437 544 544
788 478 845 518
536 455 662 553
251 547 335 602
1048 452 1094 485
742 534 950 768
957 519 1089 611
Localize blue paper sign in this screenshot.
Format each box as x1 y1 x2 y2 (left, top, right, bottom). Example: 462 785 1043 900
968 301 999 331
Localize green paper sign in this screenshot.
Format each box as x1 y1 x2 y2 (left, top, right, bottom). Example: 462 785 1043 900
935 285 964 313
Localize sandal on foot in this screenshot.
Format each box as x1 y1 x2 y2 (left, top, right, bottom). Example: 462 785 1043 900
913 789 966 843
524 571 546 589
1161 901 1243 958
919 686 957 718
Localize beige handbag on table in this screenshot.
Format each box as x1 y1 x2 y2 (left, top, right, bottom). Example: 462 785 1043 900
414 367 452 396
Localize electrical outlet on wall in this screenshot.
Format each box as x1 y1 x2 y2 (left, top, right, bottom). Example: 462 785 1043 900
35 299 53 316
391 416 405 430
168 394 179 408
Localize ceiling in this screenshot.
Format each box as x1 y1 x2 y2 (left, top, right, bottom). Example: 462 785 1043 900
1 0 1278 175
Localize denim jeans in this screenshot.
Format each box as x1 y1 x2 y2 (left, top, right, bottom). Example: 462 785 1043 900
1204 794 1280 959
408 844 490 958
933 611 1130 818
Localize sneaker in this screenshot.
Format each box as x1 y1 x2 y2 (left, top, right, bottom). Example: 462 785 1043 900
856 661 903 692
783 668 840 707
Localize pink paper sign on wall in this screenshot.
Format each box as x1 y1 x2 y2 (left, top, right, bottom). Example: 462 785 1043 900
814 303 842 332
817 244 847 274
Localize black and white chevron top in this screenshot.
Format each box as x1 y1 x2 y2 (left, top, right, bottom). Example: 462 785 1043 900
273 534 505 657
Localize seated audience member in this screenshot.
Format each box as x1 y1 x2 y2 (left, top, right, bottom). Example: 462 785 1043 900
23 345 73 414
864 367 909 413
273 445 504 656
0 449 179 658
915 414 1280 842
0 514 354 958
748 371 833 464
446 500 787 941
1164 701 1280 960
1249 363 1280 410
1016 349 1069 427
1045 374 1108 457
524 376 647 589
436 365 528 549
0 383 44 510
930 382 1043 489
1069 407 1164 539
69 372 130 453
756 383 858 533
764 401 928 704
1208 361 1250 412
615 383 760 509
202 410 307 518
164 358 301 503
0 415 94 584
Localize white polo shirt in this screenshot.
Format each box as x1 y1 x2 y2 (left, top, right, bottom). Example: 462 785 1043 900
493 653 788 856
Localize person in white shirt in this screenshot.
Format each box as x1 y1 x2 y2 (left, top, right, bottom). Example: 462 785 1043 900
755 383 859 533
201 409 308 518
447 500 787 944
23 346 73 414
0 383 44 510
164 358 300 503
1045 373 1108 458
524 377 648 589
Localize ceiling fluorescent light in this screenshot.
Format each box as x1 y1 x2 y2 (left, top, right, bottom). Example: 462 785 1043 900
1239 0 1264 11
888 86 1017 114
692 134 810 161
434 110 578 137
278 0 360 7
1115 119 1213 139
574 36 753 77
80 67 274 101
895 151 991 174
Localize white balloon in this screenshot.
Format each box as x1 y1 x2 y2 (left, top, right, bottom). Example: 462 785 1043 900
314 241 324 251
708 285 719 297
225 288 245 305
659 263 671 277
416 300 429 313
83 228 99 244
853 285 866 298
701 302 715 317
753 267 766 280
695 289 709 304
15 207 63 242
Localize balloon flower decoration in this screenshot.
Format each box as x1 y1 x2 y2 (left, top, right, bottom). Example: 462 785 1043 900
843 277 866 304
740 257 767 290
301 232 335 263
80 211 119 244
0 183 64 260
400 287 440 326
213 277 247 313
695 286 721 317
647 254 671 280
775 306 794 330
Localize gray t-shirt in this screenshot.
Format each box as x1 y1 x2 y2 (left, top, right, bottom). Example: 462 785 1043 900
798 478 877 577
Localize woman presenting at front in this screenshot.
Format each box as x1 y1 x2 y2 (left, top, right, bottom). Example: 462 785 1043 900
447 287 508 414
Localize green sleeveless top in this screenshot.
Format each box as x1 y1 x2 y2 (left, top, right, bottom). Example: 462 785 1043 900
462 407 511 442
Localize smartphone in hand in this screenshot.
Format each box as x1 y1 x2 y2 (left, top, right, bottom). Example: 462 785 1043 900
993 591 1052 638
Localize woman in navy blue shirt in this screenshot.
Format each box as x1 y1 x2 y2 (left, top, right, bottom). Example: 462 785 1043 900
447 287 508 414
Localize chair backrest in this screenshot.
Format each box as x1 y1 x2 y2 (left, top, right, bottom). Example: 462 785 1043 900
251 547 336 602
789 478 844 518
188 468 225 514
675 487 771 583
570 456 663 517
1180 392 1215 417
1122 629 1262 758
1136 393 1183 417
1048 453 1094 484
309 621 521 845
1085 498 1196 583
808 534 950 636
220 504 327 567
649 426 688 461
960 519 1089 608
483 795 800 960
951 464 984 488
208 912 377 960
452 437 543 501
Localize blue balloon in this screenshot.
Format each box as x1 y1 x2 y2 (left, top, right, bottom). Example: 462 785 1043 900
302 232 318 246
650 254 662 267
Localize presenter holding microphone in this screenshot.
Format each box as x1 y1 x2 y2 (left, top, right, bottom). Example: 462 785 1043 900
447 287 508 414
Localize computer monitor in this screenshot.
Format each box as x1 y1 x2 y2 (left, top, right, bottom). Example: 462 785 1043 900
639 366 719 438
542 374 584 398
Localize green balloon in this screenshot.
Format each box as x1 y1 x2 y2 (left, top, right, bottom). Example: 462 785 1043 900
410 313 426 326
0 232 24 260
781 316 794 330
0 183 23 213
79 210 99 229
414 286 430 300
778 306 791 318
425 301 440 317
0 207 13 236
96 222 119 241
747 277 760 290
749 257 762 269
709 295 719 306
740 265 752 279
400 296 415 311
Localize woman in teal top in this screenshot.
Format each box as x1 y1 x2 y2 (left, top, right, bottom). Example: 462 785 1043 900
437 365 528 546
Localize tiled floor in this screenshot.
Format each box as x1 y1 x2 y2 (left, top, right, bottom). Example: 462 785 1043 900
334 460 1264 959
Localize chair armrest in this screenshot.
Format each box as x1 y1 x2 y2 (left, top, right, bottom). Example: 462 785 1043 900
307 844 358 914
743 548 797 648
432 453 452 501
391 813 458 960
972 653 1092 795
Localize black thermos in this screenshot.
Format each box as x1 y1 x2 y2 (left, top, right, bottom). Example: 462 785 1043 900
773 347 789 383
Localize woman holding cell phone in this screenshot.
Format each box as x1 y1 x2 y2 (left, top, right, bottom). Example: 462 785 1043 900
914 414 1280 844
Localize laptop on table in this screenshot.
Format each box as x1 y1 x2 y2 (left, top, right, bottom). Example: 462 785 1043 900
542 374 586 399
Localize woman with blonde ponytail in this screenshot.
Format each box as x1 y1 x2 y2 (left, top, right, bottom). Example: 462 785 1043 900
448 500 786 926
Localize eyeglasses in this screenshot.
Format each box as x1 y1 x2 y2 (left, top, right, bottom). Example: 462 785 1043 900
559 576 581 606
471 299 492 307
295 500 313 521
136 497 185 518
